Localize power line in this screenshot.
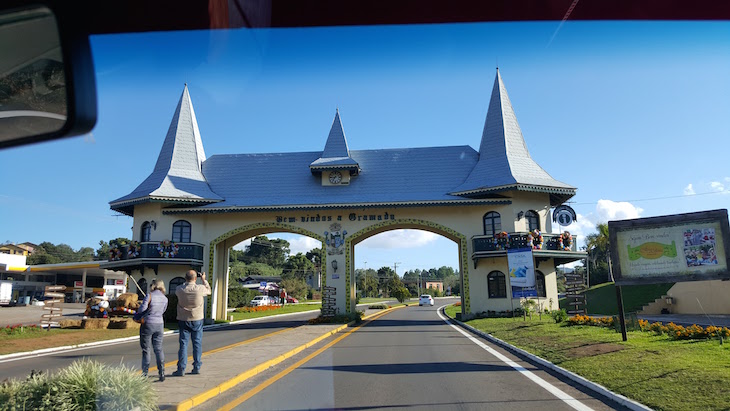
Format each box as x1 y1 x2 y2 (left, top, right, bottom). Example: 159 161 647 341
568 190 727 206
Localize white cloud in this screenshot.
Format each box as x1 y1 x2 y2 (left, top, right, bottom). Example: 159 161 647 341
232 238 251 251
286 236 322 255
710 181 726 193
595 199 643 222
358 229 440 249
683 184 695 195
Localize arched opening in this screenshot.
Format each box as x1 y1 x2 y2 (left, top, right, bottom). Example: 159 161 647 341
172 220 192 242
346 218 469 315
136 277 147 299
483 211 501 236
140 221 151 242
535 270 546 298
169 276 185 294
525 210 540 231
208 223 326 320
487 271 507 298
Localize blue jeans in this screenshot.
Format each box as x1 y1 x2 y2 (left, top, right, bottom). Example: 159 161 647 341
140 322 164 374
177 320 204 372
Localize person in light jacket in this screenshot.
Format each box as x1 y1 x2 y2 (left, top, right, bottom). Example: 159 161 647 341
135 279 169 381
173 270 211 376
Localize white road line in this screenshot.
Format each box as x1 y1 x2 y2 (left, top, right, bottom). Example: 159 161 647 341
437 305 594 411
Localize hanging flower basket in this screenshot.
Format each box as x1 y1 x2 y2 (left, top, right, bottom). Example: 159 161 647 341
527 229 543 250
109 247 122 261
493 231 510 250
157 240 179 258
128 241 140 258
559 231 573 251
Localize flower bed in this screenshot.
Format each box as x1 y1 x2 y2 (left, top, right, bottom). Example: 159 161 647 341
234 305 282 313
567 315 730 341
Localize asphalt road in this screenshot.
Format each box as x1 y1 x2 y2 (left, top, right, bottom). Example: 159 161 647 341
0 309 320 380
216 300 630 411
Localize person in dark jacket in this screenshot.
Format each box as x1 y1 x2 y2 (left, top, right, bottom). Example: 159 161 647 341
135 279 169 381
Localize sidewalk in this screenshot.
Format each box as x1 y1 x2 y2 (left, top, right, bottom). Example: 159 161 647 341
157 306 397 410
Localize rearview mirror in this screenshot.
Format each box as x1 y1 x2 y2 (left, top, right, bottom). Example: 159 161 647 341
0 4 96 149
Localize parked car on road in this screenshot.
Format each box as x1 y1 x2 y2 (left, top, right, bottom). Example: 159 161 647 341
250 295 271 307
286 296 298 304
419 295 434 306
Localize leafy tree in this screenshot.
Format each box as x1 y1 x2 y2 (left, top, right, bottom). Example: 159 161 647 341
282 253 315 281
402 269 420 281
228 286 259 307
356 269 379 297
244 236 290 268
586 223 611 285
305 247 323 268
392 286 411 303
280 278 308 300
96 237 131 260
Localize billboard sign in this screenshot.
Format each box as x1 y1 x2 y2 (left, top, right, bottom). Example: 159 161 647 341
512 286 537 298
507 248 535 287
609 209 730 285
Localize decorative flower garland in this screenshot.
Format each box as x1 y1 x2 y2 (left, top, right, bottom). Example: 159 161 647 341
559 231 573 251
493 231 511 250
128 241 140 258
527 229 543 250
109 247 122 261
157 240 179 258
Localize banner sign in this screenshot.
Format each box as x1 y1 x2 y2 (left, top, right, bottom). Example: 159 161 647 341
609 209 730 285
507 248 535 287
511 286 537 298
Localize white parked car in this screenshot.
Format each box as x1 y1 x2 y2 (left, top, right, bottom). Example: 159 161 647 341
419 294 434 306
250 295 271 307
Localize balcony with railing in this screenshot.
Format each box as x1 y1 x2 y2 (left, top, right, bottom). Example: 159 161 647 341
471 232 586 267
101 241 205 270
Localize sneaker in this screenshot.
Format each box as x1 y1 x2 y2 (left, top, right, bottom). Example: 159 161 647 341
159 374 166 382
172 370 184 377
191 369 200 375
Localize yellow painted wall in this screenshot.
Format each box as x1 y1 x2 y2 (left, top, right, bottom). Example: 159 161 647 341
666 280 730 314
129 190 574 319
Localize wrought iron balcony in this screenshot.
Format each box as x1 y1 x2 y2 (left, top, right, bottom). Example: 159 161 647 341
108 242 205 262
472 232 578 253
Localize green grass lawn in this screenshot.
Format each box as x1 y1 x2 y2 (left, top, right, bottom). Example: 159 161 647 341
445 305 730 411
560 282 674 315
228 303 321 321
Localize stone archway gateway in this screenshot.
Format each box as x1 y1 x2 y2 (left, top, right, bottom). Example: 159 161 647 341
102 69 587 321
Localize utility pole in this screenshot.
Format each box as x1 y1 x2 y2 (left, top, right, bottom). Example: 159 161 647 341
393 262 401 275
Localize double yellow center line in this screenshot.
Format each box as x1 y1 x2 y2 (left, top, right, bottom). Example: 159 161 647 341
218 307 398 411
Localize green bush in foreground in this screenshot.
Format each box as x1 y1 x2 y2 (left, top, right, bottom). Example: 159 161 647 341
0 359 158 411
368 304 388 309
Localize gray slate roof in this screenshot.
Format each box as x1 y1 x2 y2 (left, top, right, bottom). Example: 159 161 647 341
112 70 576 215
310 110 360 171
450 70 575 202
195 145 500 211
110 85 222 214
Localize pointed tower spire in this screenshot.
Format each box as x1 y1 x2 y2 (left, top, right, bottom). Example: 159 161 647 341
110 85 222 215
310 109 360 173
451 70 575 205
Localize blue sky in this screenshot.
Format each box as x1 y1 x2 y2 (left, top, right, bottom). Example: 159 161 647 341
2 21 729 273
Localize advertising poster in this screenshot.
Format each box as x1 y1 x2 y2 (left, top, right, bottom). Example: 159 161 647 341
615 221 727 280
512 286 537 298
507 248 535 287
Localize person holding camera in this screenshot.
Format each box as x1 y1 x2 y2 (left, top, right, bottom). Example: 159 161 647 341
134 279 168 381
172 270 211 376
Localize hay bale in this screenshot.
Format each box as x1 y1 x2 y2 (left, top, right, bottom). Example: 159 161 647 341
59 319 82 329
115 293 139 309
108 318 140 330
81 318 110 329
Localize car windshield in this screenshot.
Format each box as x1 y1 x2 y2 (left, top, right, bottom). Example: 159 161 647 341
2 12 730 411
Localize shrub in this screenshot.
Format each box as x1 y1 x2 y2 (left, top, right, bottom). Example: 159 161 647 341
2 324 43 335
0 359 158 411
368 304 387 309
392 286 411 303
550 309 569 323
308 311 363 325
227 287 258 308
